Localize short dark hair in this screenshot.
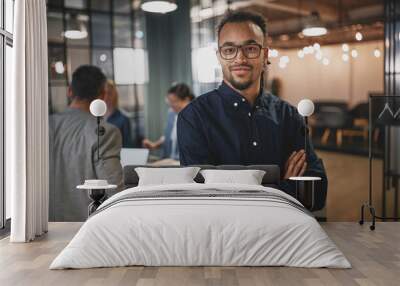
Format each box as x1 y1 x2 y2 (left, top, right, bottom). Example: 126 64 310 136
217 11 267 39
167 83 195 101
70 65 107 102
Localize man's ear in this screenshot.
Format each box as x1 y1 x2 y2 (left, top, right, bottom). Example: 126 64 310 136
264 47 270 68
67 86 73 99
264 47 269 59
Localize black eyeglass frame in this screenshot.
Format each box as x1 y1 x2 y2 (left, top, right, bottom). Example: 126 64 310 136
218 43 268 60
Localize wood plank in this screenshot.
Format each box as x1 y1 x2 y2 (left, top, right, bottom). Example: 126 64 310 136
1 222 400 286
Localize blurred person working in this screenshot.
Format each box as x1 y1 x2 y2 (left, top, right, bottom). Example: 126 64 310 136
177 11 327 210
49 65 123 222
142 83 194 161
104 80 134 148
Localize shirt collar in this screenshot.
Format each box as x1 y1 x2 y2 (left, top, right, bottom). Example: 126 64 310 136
65 107 88 114
217 81 265 108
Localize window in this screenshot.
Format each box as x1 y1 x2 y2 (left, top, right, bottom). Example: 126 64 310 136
1 0 14 230
47 0 148 221
190 0 223 96
47 0 148 146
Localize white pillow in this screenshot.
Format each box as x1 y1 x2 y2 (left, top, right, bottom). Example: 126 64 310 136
135 167 201 186
200 169 266 185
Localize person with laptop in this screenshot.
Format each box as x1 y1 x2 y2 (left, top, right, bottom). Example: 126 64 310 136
142 83 194 161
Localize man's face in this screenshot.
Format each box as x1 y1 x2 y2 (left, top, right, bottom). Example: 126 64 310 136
217 21 268 91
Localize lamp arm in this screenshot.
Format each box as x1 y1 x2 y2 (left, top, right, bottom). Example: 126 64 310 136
97 117 100 162
304 116 308 156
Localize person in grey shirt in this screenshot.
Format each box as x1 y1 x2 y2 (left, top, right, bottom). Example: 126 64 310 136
49 65 123 222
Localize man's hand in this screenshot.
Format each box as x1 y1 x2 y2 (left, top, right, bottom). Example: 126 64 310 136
142 139 157 150
283 149 307 179
142 136 165 150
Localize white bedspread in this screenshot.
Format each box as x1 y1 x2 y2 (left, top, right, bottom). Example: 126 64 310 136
50 183 351 269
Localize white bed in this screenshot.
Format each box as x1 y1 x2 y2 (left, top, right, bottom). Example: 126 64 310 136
50 183 351 269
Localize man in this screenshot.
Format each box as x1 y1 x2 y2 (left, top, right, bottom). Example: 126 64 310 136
143 83 194 160
177 11 327 210
49 65 123 222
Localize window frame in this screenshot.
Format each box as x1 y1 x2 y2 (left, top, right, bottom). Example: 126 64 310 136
47 0 147 146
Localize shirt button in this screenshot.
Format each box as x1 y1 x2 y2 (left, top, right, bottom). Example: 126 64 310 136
233 102 238 107
248 112 251 117
252 141 258 146
256 105 259 109
242 98 246 102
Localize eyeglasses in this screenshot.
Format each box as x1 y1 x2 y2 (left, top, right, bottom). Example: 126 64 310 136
219 43 265 60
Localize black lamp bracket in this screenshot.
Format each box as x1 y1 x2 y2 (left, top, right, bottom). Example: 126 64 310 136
95 116 106 162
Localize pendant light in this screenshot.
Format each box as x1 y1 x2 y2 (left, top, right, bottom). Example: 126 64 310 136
63 14 88 40
302 11 327 37
141 0 177 14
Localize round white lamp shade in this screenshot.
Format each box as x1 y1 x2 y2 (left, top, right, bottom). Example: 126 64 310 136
90 99 107 117
297 99 315 117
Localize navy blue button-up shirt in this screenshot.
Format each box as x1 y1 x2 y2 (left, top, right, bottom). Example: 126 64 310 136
177 81 327 210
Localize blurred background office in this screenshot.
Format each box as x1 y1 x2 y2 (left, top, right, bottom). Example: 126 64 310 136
46 0 386 155
1 0 396 223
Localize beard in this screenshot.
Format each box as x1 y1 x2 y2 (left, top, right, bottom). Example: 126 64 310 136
227 76 253 90
225 64 255 91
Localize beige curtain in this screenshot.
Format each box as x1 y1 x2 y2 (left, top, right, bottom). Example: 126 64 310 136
7 0 49 242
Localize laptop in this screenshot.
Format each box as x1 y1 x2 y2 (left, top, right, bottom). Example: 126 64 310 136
120 148 149 167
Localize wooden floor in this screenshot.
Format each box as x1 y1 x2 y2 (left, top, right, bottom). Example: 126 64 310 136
1 222 400 286
317 151 387 222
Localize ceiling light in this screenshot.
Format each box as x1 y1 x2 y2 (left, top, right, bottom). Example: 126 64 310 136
279 34 290 41
342 54 349 62
198 7 213 19
269 49 279 58
302 11 327 37
278 61 286 69
351 49 358 58
99 54 107 62
355 32 363 41
322 58 330 65
313 43 321 50
63 14 88 40
373 48 381 58
315 52 323 61
141 0 177 14
303 46 314 55
342 44 349 52
280 56 290 64
302 27 327 37
135 30 144 39
64 30 87 39
54 61 65 74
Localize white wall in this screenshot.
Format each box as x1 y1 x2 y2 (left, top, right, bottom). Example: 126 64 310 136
267 41 384 107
